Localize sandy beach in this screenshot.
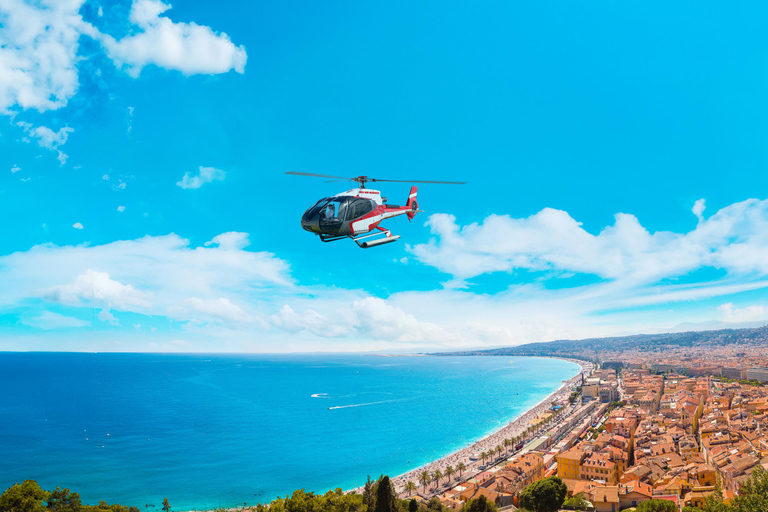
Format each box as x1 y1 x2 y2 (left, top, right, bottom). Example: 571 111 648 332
387 358 588 496
344 357 590 497
191 357 590 511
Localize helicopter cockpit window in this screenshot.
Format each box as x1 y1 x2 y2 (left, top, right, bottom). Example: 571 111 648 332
318 196 353 233
349 199 374 219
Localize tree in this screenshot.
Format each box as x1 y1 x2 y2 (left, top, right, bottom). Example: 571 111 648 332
732 464 768 512
47 487 83 512
404 481 417 497
562 493 590 511
419 471 431 493
409 499 418 512
445 466 455 483
0 480 48 512
703 480 730 512
636 500 677 512
161 498 171 512
480 452 488 465
503 439 511 454
460 495 496 512
682 507 705 512
363 475 376 511
457 463 466 478
432 470 443 489
518 477 567 512
374 476 396 512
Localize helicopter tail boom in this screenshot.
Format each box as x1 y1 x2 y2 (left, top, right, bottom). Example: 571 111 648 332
406 186 418 220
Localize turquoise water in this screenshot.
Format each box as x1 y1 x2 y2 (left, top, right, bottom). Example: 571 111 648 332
0 353 579 510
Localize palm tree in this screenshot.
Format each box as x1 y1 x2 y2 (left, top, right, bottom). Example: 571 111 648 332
405 481 417 497
445 465 455 483
496 445 503 459
480 451 488 465
503 438 511 454
432 469 443 489
457 462 466 478
419 470 431 492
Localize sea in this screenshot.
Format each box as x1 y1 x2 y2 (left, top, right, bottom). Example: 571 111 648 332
0 353 580 511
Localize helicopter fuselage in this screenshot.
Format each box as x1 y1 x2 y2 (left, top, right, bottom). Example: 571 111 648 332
300 187 418 245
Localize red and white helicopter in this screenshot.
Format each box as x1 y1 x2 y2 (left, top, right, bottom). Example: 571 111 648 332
287 172 466 248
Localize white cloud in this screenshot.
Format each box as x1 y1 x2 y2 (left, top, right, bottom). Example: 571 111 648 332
28 125 74 150
718 302 768 323
97 309 120 325
117 205 125 212
72 222 83 229
100 0 247 78
272 305 350 338
22 311 90 330
172 297 255 324
0 233 291 327
11 165 20 173
97 5 103 17
16 123 74 165
204 231 249 250
693 198 706 222
46 269 152 310
177 166 226 189
0 0 246 116
408 198 768 286
0 0 95 113
103 174 110 180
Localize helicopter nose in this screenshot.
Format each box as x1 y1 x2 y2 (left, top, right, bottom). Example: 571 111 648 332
301 209 320 233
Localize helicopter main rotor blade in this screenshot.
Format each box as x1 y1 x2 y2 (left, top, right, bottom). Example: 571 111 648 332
285 171 352 180
371 179 468 184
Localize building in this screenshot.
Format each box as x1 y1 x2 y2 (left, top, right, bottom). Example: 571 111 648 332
746 367 768 383
721 367 745 380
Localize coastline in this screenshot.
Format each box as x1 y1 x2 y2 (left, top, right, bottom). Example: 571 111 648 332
356 356 589 496
186 355 588 512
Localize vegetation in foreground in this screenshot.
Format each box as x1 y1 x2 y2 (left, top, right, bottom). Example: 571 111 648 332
7 466 768 512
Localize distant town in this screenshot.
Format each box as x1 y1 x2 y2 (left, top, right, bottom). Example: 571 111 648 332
404 326 768 511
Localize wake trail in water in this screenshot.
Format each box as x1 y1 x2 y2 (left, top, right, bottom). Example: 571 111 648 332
328 398 411 410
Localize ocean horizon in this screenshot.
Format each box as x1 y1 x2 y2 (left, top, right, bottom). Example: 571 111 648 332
0 353 579 511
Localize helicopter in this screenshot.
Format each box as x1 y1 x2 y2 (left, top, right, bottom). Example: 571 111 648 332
286 172 466 248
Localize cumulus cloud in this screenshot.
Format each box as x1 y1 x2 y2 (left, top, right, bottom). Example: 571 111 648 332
693 198 706 222
0 0 94 113
718 302 768 323
117 205 125 212
0 233 292 330
0 0 246 115
409 198 768 286
11 165 20 173
101 0 247 78
46 269 152 310
177 166 226 189
21 311 90 330
72 222 83 229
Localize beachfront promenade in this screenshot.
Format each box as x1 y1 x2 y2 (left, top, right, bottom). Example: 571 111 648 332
385 360 595 498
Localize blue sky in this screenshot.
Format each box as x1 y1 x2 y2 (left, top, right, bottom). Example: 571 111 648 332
2 0 768 352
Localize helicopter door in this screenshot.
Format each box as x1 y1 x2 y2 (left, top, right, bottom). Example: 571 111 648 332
318 197 352 234
348 199 375 220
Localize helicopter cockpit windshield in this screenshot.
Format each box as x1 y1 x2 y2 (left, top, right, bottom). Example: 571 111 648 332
301 196 357 235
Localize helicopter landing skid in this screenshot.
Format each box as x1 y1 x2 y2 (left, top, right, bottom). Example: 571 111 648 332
353 230 400 249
